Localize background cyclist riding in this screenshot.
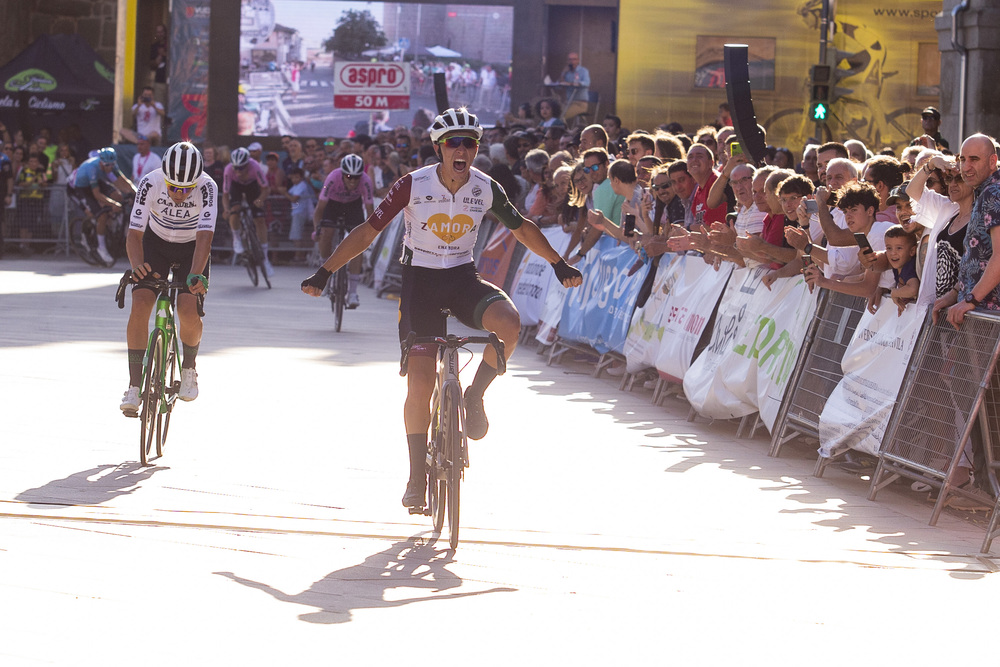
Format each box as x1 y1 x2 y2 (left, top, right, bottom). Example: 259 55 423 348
313 153 375 309
120 142 217 417
222 146 274 278
69 146 136 265
301 107 582 510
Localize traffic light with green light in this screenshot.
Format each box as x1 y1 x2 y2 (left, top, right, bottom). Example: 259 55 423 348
809 64 831 123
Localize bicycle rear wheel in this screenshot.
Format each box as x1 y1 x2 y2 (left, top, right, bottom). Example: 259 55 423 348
246 219 271 289
444 383 464 549
139 330 164 465
157 340 178 457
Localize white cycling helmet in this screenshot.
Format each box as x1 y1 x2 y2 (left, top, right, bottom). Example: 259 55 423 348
340 153 364 176
161 142 204 186
428 107 483 142
230 147 250 168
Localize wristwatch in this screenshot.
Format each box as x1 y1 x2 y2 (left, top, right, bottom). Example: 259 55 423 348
965 293 981 307
803 242 814 254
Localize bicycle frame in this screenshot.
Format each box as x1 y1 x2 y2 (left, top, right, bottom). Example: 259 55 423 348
145 283 182 413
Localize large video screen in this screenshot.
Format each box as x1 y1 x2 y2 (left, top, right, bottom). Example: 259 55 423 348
238 0 514 138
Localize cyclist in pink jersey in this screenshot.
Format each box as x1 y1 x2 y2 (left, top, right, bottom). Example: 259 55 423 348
312 153 375 307
222 147 273 276
301 108 582 510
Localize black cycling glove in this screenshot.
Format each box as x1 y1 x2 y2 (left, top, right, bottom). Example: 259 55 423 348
551 259 582 284
301 267 332 291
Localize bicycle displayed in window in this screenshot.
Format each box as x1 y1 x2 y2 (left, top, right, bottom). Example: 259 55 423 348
400 326 506 549
233 203 271 289
116 266 203 465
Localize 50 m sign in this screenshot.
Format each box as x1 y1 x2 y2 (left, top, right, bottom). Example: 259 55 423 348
333 62 410 111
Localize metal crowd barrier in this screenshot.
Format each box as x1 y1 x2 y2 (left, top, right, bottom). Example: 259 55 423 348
768 289 868 458
2 184 70 255
867 310 1000 527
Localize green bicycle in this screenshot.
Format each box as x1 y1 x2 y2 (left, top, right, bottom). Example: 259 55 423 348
116 266 203 465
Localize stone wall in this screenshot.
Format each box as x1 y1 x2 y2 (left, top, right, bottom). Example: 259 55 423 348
0 0 118 70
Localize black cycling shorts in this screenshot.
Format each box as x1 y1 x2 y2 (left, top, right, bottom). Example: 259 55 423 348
134 228 211 297
228 181 263 217
398 262 512 356
72 183 116 217
319 197 365 231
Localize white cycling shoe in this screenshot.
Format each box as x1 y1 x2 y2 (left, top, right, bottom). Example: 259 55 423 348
120 386 141 417
179 368 199 401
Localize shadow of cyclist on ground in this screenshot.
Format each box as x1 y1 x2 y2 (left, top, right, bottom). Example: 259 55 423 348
215 535 516 624
14 462 166 508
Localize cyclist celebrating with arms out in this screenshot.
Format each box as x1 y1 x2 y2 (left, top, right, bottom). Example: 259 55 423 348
301 108 583 509
313 153 375 308
222 146 274 277
69 147 136 265
120 142 216 416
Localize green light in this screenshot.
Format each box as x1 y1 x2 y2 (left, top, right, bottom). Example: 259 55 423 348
812 102 828 121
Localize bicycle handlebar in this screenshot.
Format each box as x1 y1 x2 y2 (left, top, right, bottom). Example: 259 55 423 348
115 269 206 317
399 331 506 378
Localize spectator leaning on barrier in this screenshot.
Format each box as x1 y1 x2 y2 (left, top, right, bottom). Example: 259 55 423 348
521 149 550 214
14 153 48 253
666 159 697 229
803 181 896 311
862 155 906 221
625 132 655 166
687 143 733 230
933 133 1000 328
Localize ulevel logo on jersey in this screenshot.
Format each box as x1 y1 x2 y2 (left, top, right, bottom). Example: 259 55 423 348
425 213 473 244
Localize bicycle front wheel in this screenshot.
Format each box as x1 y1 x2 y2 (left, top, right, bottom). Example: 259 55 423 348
139 330 164 465
444 382 464 549
245 218 271 289
157 339 178 457
333 268 347 332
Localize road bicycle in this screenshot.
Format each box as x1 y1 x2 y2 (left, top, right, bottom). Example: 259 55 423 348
71 191 134 267
116 266 203 465
399 324 506 549
324 215 352 332
233 204 271 289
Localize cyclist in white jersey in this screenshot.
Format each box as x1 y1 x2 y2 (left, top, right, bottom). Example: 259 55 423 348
301 108 583 509
120 142 217 417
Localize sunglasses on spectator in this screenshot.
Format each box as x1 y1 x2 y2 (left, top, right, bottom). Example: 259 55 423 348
166 182 195 194
649 183 671 191
438 136 479 149
582 163 603 174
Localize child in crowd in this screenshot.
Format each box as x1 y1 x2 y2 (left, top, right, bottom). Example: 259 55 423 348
284 167 315 264
884 224 920 314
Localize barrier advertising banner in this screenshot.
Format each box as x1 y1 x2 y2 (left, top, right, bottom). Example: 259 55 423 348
818 302 925 457
684 265 770 416
560 245 648 354
509 227 573 326
623 254 682 373
684 270 818 430
476 226 520 292
654 256 733 380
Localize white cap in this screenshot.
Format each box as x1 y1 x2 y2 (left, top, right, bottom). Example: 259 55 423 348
248 141 263 151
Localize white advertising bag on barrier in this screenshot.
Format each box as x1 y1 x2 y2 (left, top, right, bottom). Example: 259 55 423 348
654 256 733 380
684 266 770 417
818 301 925 457
509 227 572 327
623 254 682 373
684 270 818 430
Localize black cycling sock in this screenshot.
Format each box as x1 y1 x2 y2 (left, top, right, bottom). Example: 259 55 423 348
182 343 199 369
128 349 145 387
407 433 427 484
467 360 498 399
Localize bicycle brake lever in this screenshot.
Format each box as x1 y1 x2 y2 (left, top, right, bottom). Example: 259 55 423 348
115 270 132 309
